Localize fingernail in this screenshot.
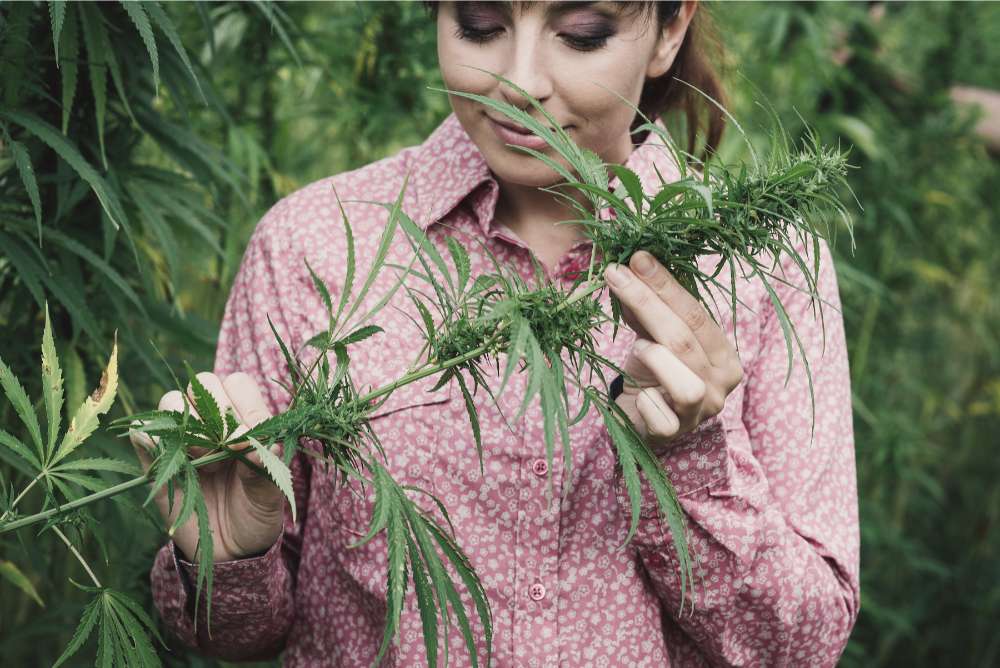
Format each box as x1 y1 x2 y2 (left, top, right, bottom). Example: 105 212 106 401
632 251 656 278
605 264 632 288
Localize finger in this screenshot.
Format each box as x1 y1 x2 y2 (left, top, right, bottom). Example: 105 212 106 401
128 420 157 474
605 263 712 373
636 387 680 443
160 390 223 472
631 339 707 419
222 372 273 428
187 372 236 427
629 251 732 367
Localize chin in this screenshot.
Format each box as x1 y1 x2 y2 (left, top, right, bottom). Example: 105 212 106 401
488 153 573 188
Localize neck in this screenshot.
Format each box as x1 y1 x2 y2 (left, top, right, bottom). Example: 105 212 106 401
492 130 637 270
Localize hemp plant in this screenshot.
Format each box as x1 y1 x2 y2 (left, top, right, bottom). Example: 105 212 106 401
0 72 855 667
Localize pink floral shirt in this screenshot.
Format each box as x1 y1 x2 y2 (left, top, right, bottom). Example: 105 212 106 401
150 113 860 667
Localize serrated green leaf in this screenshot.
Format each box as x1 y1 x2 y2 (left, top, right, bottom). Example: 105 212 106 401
248 436 296 523
144 432 186 506
168 462 199 536
0 355 44 464
9 139 42 241
52 593 101 668
305 258 333 317
145 1 205 103
404 528 438 668
185 364 223 442
119 0 159 93
608 164 645 216
50 1 67 60
446 236 471 296
0 560 44 607
51 457 140 476
0 110 128 231
78 2 110 167
53 333 118 464
0 428 41 472
333 188 355 329
339 325 383 346
58 6 79 134
192 489 214 634
424 520 493 668
374 498 409 665
455 372 483 477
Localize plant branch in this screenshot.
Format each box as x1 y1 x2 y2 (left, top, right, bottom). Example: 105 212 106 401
52 526 102 588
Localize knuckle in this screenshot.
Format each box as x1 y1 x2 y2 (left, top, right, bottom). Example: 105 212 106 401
668 336 698 359
675 378 706 408
683 306 710 332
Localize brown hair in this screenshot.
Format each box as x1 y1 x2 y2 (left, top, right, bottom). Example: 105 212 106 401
422 1 727 158
636 2 727 157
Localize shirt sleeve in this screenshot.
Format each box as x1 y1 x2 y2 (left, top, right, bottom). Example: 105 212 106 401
149 201 319 662
612 236 861 666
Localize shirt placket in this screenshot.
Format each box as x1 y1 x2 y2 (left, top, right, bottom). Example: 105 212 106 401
512 395 563 668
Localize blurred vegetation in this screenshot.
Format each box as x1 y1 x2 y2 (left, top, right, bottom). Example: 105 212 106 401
1 1 997 666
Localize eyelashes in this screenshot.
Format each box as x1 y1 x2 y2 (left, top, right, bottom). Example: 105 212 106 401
453 24 613 52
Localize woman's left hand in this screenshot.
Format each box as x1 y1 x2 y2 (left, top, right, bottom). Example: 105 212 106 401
604 251 744 453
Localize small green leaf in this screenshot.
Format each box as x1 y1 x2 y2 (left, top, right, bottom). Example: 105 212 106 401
50 1 67 60
51 457 140 477
0 560 44 606
52 593 101 668
192 490 215 634
0 110 129 230
119 0 159 93
0 355 44 464
8 139 42 241
446 236 472 296
58 6 79 133
248 436 296 523
78 2 110 167
145 1 205 102
339 325 383 346
185 364 223 442
144 433 186 507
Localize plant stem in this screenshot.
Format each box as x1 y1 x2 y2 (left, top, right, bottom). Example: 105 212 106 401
1 274 608 537
52 525 102 588
0 471 45 523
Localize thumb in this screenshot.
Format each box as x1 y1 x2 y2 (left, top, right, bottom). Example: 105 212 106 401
127 420 156 475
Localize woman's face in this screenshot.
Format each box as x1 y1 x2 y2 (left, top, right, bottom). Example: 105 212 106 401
437 1 695 189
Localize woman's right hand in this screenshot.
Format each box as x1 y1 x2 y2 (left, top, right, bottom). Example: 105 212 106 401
128 372 286 563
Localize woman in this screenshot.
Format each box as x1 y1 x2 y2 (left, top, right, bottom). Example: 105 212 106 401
131 2 860 665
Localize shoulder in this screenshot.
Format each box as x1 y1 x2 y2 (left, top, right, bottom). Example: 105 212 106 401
248 145 425 262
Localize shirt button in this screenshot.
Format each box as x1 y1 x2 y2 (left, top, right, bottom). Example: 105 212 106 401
531 458 548 477
529 582 546 601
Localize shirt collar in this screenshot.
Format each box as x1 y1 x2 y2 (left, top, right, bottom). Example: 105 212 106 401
407 112 683 234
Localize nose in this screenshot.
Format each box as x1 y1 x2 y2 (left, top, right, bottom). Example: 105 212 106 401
498 29 554 115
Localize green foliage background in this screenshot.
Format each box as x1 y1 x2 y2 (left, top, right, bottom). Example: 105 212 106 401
1 1 998 665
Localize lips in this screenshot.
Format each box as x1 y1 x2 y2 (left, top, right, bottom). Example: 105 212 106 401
487 114 564 135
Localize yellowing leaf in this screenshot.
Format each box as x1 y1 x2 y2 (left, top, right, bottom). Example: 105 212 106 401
53 331 118 463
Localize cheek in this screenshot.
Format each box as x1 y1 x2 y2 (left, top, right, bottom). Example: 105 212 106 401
561 52 648 147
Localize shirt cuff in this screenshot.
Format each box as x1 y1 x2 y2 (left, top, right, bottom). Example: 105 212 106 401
175 534 285 599
614 414 730 521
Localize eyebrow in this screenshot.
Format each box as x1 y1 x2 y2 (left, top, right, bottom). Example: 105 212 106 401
494 2 615 20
